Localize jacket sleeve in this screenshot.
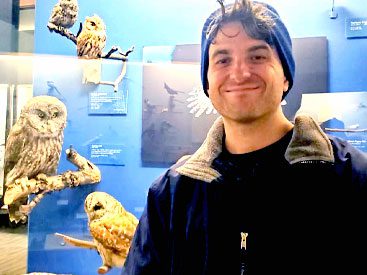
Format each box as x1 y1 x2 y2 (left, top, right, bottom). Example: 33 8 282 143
331 136 367 189
121 171 172 275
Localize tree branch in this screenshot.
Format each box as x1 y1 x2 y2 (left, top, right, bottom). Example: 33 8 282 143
3 146 101 214
47 23 78 44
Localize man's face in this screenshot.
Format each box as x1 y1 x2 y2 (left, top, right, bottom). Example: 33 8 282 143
207 21 289 124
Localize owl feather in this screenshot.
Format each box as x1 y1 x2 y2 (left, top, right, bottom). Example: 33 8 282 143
3 95 67 223
48 0 79 30
56 191 138 274
77 14 107 59
85 191 138 273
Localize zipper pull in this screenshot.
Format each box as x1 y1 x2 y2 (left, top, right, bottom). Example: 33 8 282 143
240 232 248 275
241 232 248 250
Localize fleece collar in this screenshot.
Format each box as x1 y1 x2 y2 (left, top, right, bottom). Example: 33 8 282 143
175 115 334 183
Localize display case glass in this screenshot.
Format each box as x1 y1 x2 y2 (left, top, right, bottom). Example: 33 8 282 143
1 0 367 274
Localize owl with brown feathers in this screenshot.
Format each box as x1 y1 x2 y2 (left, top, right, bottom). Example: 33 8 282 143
76 14 107 59
47 0 79 30
3 95 67 223
55 191 138 274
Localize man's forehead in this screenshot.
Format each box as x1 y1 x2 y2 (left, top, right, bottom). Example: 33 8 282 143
210 21 270 45
209 35 273 54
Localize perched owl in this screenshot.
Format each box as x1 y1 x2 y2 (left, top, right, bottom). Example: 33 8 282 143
76 15 107 59
47 0 79 30
56 191 138 274
3 95 67 223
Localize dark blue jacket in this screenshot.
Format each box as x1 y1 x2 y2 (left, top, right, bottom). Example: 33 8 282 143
122 116 367 274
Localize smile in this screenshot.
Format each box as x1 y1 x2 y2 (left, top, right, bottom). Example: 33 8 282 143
226 86 260 93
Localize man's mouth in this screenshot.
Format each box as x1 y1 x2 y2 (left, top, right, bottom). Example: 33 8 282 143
226 86 260 93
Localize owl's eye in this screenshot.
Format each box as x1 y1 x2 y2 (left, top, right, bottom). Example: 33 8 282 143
38 111 45 118
52 112 59 118
93 204 102 211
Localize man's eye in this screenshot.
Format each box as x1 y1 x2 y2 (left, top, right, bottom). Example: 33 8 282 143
251 55 266 61
215 57 230 65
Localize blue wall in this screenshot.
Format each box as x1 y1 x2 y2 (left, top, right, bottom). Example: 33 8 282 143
29 0 367 274
263 0 367 92
34 0 367 93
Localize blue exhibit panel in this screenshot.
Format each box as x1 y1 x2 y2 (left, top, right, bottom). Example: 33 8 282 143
27 54 166 274
89 144 126 166
28 0 367 273
88 90 128 115
345 17 367 38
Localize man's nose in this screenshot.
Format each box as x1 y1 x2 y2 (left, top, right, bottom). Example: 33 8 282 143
230 60 251 83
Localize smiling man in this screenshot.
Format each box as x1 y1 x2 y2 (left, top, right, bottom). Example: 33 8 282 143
207 20 293 153
122 1 367 274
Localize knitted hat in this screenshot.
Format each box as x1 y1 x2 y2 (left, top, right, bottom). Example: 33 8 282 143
200 1 295 99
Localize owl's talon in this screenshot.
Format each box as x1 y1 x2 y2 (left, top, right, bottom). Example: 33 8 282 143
98 265 110 274
36 173 48 181
19 205 31 214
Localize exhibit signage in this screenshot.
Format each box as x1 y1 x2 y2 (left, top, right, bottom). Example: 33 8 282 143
345 17 367 38
89 144 125 166
88 90 127 115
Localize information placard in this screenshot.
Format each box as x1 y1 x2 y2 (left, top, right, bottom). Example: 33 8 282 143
88 90 128 115
88 144 125 166
345 17 367 38
298 92 367 152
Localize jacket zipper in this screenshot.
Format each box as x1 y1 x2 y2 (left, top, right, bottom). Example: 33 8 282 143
240 232 248 274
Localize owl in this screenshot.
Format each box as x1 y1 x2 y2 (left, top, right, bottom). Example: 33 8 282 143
76 14 107 59
56 191 138 274
3 95 67 223
47 0 79 30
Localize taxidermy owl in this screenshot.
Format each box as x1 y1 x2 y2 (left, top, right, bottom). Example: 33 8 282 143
56 191 138 274
47 0 79 30
76 14 107 59
3 95 67 223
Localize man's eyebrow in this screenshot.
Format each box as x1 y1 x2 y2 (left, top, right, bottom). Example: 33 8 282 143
247 44 271 52
210 44 271 59
210 49 229 60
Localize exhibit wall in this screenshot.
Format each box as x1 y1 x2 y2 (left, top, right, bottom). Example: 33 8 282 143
23 0 367 274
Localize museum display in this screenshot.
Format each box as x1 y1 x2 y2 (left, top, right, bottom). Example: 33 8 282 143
1 0 367 274
1 95 101 224
47 1 135 93
55 191 138 274
48 0 79 33
2 95 68 223
76 14 106 59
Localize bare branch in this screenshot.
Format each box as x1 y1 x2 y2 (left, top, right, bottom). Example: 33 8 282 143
47 23 77 44
4 146 101 212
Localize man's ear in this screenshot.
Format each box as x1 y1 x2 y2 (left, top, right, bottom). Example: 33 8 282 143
283 78 289 92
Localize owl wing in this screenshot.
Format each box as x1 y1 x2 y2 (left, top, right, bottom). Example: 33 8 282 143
48 1 78 29
48 4 63 25
3 123 26 183
90 212 138 253
186 85 218 118
77 32 96 58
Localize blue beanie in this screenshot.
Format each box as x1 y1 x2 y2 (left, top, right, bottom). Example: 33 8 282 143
200 1 295 99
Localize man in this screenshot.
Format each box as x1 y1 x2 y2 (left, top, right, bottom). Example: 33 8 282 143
122 1 367 274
